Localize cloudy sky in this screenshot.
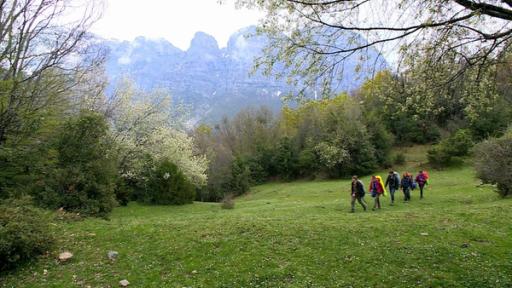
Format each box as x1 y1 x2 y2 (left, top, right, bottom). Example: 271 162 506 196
90 0 263 50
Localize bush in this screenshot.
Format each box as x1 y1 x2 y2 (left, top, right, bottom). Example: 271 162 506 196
468 99 512 140
114 177 132 206
221 194 235 209
229 156 251 196
393 153 406 165
34 112 118 217
0 135 58 200
392 117 441 144
273 137 299 180
297 148 318 177
366 117 394 166
0 198 53 271
474 131 512 197
427 129 473 168
341 126 378 176
143 159 195 205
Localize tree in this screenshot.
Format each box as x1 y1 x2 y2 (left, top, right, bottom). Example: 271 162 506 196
0 0 104 144
474 129 512 197
106 80 208 189
37 111 117 217
274 137 299 179
141 159 196 205
231 0 512 99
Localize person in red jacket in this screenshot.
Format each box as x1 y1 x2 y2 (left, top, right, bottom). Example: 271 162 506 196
369 175 385 210
415 170 428 199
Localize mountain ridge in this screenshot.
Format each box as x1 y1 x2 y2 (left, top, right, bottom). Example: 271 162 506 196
103 26 386 125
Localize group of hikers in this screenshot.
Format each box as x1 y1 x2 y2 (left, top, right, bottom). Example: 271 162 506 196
350 170 430 212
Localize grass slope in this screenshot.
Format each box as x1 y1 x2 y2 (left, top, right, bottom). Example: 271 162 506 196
1 162 511 287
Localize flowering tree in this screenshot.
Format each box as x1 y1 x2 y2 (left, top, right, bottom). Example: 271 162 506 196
107 80 208 187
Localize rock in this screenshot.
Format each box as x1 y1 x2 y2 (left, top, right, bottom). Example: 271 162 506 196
58 251 73 262
107 250 119 261
119 279 130 287
420 232 429 236
191 270 198 274
43 269 48 276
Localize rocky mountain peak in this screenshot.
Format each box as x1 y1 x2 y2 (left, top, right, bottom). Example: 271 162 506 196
103 26 387 125
188 32 220 55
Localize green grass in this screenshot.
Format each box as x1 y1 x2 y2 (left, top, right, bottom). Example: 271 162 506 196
1 165 511 287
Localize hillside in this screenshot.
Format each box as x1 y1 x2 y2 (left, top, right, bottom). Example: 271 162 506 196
1 150 511 287
103 26 387 124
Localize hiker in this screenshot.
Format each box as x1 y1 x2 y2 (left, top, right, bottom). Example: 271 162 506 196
350 176 368 212
385 170 400 205
369 175 386 210
415 170 428 199
401 172 413 202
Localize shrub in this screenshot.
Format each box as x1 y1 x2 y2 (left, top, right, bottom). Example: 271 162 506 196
474 131 512 197
114 179 132 206
34 112 118 217
297 148 318 177
341 126 378 176
366 117 394 166
0 198 53 271
427 145 454 168
273 137 299 180
392 117 441 144
393 153 406 165
467 99 512 140
0 135 58 200
428 129 473 168
229 156 251 196
196 185 224 202
221 194 235 209
143 159 195 205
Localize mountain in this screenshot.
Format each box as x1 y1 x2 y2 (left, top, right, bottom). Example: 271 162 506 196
103 26 386 125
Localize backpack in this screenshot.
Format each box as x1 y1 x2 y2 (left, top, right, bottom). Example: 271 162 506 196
393 172 400 189
423 170 430 185
357 180 366 196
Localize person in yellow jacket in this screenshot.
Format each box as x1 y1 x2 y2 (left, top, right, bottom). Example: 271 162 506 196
369 175 387 210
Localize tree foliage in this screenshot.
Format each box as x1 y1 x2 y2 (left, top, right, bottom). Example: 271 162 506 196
474 129 512 197
427 129 474 168
232 0 512 100
194 96 386 200
139 159 196 205
0 0 104 143
34 112 118 217
107 80 208 189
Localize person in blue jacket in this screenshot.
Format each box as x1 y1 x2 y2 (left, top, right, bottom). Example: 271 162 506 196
401 172 413 202
385 170 401 205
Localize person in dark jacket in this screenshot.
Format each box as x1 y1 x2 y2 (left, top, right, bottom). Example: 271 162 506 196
401 172 413 202
350 176 367 212
385 170 401 205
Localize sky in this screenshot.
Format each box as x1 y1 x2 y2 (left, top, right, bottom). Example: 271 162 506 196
90 0 263 50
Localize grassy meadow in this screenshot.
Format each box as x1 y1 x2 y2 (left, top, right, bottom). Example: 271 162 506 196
1 147 511 287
